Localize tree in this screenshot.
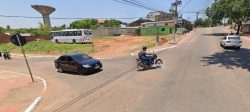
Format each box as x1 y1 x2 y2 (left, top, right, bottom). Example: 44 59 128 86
195 18 212 27
69 19 99 29
0 26 5 34
206 0 250 34
6 25 11 30
103 19 121 27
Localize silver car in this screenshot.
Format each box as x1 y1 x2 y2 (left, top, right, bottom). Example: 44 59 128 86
220 35 242 49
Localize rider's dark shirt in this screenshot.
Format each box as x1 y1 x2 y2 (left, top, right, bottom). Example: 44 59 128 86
138 50 146 59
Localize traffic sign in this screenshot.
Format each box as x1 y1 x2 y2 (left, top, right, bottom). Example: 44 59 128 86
10 34 27 46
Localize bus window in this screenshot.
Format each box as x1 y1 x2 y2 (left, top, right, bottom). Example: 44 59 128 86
84 31 88 35
58 32 62 36
73 31 77 36
62 32 65 36
69 31 74 36
77 31 82 36
51 32 54 36
64 31 68 36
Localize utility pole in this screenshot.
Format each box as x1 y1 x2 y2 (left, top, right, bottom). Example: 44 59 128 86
196 12 199 22
171 0 182 44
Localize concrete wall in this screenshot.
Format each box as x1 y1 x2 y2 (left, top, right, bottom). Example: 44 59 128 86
241 24 250 34
92 28 138 36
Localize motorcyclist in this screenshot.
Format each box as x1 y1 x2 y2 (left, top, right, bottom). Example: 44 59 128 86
138 46 153 64
3 50 10 59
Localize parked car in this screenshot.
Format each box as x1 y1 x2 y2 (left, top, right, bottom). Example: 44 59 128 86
220 35 242 49
54 53 102 75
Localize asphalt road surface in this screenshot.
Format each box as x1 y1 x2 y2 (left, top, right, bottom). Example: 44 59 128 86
1 27 250 112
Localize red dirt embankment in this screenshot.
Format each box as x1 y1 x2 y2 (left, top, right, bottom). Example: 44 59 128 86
0 34 51 43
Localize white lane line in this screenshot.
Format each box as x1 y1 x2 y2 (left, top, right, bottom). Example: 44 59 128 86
1 70 47 112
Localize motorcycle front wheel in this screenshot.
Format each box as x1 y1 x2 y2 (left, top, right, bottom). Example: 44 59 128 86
155 59 163 68
137 61 145 71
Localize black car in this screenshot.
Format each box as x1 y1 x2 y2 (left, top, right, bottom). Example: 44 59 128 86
54 53 102 75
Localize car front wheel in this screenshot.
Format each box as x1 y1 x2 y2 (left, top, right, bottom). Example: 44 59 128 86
58 66 64 73
77 67 86 75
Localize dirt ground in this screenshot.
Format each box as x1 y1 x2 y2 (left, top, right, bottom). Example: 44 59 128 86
92 35 183 58
92 36 155 58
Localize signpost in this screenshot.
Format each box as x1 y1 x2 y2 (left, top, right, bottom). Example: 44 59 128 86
11 33 34 82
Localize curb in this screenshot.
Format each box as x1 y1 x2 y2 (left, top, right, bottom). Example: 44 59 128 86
1 70 47 112
12 54 112 60
24 97 42 112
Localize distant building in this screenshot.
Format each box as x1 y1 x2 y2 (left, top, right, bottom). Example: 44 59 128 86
98 19 106 26
241 21 250 34
141 20 174 28
178 18 193 31
147 12 174 22
129 18 152 27
140 20 174 36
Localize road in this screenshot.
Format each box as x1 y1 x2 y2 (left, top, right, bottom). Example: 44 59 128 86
1 27 250 112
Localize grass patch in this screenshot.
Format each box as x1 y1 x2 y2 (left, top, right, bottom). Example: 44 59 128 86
0 40 94 55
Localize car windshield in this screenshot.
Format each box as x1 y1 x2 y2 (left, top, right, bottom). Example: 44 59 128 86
228 37 240 40
72 54 91 61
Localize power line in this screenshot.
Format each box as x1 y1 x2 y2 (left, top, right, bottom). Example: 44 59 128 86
0 14 146 20
139 0 166 11
131 0 157 10
114 0 164 12
179 0 192 13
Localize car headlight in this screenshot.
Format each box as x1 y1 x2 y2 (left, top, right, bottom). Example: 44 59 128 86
82 64 91 68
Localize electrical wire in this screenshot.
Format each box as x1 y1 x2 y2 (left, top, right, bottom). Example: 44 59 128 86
114 0 163 12
179 0 192 13
0 14 146 20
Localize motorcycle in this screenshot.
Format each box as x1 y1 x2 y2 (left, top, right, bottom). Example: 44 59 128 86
136 52 163 71
3 52 11 60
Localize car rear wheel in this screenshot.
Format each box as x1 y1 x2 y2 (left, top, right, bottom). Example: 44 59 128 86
58 66 64 73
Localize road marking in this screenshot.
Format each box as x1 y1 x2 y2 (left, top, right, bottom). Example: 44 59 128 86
1 70 47 112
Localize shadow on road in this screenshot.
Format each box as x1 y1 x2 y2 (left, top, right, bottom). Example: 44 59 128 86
203 33 229 36
201 48 250 72
59 69 103 76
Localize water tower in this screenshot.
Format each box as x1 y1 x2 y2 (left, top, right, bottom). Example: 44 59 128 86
31 5 56 27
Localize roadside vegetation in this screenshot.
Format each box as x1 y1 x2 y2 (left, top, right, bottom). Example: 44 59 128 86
205 0 250 34
0 40 94 55
0 36 165 57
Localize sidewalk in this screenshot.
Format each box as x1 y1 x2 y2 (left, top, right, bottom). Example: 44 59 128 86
0 70 44 112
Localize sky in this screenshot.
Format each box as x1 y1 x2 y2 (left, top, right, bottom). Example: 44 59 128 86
0 0 214 28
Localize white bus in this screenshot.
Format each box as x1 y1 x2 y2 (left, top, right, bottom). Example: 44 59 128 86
51 29 93 44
